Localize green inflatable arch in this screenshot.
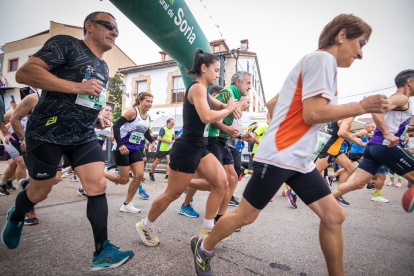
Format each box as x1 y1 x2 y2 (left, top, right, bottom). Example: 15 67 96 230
110 0 212 87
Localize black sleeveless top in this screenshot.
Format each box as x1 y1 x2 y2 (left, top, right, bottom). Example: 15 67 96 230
180 81 212 146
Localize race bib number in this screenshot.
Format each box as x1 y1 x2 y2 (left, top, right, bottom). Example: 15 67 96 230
129 131 144 144
204 124 210 137
309 131 332 160
75 78 107 110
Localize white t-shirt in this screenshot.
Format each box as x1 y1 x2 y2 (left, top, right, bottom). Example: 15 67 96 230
254 50 338 173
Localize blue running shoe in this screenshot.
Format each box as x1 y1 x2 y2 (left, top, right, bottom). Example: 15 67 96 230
138 189 149 200
91 240 134 271
179 204 200 218
20 179 29 190
2 207 24 249
24 209 40 225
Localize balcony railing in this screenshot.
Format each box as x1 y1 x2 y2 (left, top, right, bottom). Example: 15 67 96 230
171 88 185 103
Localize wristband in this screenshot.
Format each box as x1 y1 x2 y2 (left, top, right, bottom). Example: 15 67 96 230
19 137 25 142
238 134 242 140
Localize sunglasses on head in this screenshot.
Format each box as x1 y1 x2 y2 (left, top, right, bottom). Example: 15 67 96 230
90 20 119 35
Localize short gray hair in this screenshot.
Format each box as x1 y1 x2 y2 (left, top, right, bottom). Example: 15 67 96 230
365 122 375 128
231 71 251 85
395 69 414 88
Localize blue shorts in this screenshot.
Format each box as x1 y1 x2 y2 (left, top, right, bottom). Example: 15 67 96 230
359 144 414 176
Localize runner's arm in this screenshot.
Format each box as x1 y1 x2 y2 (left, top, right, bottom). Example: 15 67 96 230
265 94 279 120
210 121 239 138
144 129 154 144
16 57 103 97
372 113 400 147
337 117 362 145
10 94 38 139
386 94 409 111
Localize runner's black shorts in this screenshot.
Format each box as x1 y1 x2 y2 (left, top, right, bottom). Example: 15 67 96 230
348 153 363 162
26 137 104 181
169 139 209 174
317 150 341 163
140 147 146 157
155 150 170 159
359 144 414 176
243 162 331 210
207 137 234 166
113 149 143 167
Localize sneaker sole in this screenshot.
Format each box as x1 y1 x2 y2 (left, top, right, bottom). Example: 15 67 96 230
179 210 199 218
371 199 389 203
120 209 141 214
91 255 132 271
139 196 149 200
227 203 239 207
339 203 350 207
135 222 160 247
402 186 414 212
24 221 39 225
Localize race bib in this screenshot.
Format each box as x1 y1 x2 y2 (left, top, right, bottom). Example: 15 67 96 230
75 79 107 110
97 129 111 141
129 131 144 144
204 124 210 138
310 131 332 160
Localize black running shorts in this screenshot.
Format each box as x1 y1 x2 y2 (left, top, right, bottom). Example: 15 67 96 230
155 150 170 159
113 149 143 167
207 137 234 166
359 144 414 176
318 150 341 163
243 162 332 210
348 153 363 162
169 139 209 174
26 137 104 181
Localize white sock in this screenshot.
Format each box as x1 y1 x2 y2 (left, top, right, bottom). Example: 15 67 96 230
62 167 70 174
202 219 215 230
143 217 154 228
200 239 213 254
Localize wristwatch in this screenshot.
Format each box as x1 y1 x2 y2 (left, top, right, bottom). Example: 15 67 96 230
238 134 242 140
19 137 25 142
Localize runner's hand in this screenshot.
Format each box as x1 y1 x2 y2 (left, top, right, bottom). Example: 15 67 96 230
226 98 241 119
354 138 363 147
149 143 156 151
226 125 239 138
108 134 115 143
96 116 111 129
360 95 389 114
119 145 129 155
4 133 15 145
77 79 103 97
20 140 26 153
242 133 255 143
384 133 399 147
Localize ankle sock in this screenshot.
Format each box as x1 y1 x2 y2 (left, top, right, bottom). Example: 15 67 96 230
203 219 215 230
374 189 381 197
143 217 154 228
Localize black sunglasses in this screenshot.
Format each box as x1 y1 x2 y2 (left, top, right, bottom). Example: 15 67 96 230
90 20 119 35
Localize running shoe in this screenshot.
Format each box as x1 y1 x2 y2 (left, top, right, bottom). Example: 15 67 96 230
138 189 149 200
281 189 286 197
285 189 297 209
238 170 245 181
136 220 160 246
228 196 240 207
105 167 109 173
24 209 39 225
142 177 145 182
179 204 200 218
149 172 155 182
129 172 133 179
200 228 231 242
190 236 214 276
336 196 350 207
326 176 333 187
387 181 394 186
61 173 66 179
1 207 24 249
164 175 169 182
0 184 10 195
91 240 134 271
366 183 375 191
371 195 389 203
20 179 29 190
120 202 141 213
77 187 87 198
70 175 79 182
6 180 16 191
396 183 402 188
402 186 414 212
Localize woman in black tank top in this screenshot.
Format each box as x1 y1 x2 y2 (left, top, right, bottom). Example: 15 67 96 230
136 49 240 247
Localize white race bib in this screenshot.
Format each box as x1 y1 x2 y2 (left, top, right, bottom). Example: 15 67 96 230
309 131 332 160
203 124 210 138
129 131 144 144
75 79 107 110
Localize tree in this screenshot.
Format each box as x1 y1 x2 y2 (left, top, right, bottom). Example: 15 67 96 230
107 73 123 122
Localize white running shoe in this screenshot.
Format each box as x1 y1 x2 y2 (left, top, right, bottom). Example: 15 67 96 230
70 175 79 182
396 183 402 188
120 202 141 213
387 181 394 186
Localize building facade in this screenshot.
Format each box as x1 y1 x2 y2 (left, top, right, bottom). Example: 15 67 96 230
118 39 265 119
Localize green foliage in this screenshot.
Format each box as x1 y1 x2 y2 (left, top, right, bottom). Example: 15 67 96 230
107 73 123 122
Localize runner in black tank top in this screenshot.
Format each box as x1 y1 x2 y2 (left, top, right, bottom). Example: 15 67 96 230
136 49 240 248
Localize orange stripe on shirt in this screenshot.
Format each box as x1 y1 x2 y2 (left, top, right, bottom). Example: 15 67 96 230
302 88 326 98
276 72 312 151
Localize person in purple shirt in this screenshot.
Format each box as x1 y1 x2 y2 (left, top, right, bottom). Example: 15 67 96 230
332 69 414 212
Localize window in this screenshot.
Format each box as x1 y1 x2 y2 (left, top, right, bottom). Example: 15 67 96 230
8 58 18 72
173 76 184 90
165 54 169 61
137 81 148 94
214 46 220 53
172 76 185 103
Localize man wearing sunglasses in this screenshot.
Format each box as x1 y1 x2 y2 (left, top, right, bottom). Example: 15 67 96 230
1 12 134 271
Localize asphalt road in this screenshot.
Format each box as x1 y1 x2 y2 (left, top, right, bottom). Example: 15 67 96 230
0 161 413 276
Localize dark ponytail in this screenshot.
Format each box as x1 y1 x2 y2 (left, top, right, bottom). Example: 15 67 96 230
187 48 219 77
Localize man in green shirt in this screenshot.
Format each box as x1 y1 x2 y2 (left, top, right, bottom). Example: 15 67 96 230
149 118 175 182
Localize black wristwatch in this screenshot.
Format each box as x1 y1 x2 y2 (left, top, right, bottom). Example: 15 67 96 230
19 137 25 142
238 134 242 140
